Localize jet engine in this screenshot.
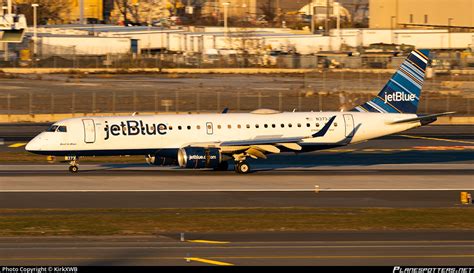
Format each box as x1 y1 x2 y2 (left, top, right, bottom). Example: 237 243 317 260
177 147 221 169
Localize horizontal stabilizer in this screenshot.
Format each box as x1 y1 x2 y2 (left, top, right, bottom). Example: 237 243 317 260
389 112 455 125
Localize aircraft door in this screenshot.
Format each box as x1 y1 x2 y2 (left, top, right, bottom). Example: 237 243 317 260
206 122 213 135
343 114 355 138
82 119 96 143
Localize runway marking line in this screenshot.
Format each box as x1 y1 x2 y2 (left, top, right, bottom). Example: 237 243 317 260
186 257 233 266
1 254 472 262
398 135 474 145
187 240 230 244
8 143 27 148
1 188 473 193
203 254 474 260
3 244 473 251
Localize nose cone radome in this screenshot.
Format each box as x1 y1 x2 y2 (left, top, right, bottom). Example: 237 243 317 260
25 136 42 152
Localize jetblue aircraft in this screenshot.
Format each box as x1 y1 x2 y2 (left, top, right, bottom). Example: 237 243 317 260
26 49 452 173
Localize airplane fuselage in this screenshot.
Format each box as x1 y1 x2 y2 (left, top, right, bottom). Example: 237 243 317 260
26 111 420 157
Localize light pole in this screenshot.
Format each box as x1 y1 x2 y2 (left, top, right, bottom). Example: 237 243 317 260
448 18 453 49
223 2 230 33
79 0 84 24
335 2 340 38
324 0 330 36
2 6 7 61
7 0 12 15
391 16 396 44
32 3 39 58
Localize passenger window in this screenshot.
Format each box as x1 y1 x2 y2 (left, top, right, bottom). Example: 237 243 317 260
255 124 259 128
187 125 191 130
207 124 211 130
316 123 320 127
297 123 302 127
334 122 338 127
228 125 232 129
169 126 173 130
272 124 276 128
178 126 182 130
281 124 285 128
288 124 292 128
217 125 222 129
237 124 242 129
306 123 310 127
246 124 250 129
197 125 201 130
57 126 67 132
46 125 58 132
264 124 268 128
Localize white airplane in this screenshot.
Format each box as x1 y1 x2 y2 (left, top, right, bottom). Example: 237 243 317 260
26 49 453 174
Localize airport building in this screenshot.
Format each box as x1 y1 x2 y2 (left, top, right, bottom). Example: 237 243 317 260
369 0 474 29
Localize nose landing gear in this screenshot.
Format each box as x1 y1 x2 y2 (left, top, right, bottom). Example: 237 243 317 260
69 165 79 173
67 156 79 173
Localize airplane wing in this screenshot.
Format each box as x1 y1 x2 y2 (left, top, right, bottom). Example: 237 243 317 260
185 116 336 159
389 112 455 125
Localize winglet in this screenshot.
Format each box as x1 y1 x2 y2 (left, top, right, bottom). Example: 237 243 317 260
222 108 229 114
312 116 336 138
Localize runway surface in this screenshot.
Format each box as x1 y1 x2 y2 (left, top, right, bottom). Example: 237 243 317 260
1 125 473 266
0 191 469 208
1 231 473 266
1 163 472 208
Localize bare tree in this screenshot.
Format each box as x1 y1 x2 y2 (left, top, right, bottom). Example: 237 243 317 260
259 0 276 23
166 0 185 16
114 0 130 24
15 0 70 24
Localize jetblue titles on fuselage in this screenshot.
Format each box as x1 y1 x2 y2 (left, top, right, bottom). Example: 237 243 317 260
104 120 167 140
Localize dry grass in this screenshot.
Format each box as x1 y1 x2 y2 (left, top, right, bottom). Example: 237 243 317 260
1 208 473 236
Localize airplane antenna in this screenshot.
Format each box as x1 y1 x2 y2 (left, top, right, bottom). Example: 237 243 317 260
132 112 138 116
292 109 296 112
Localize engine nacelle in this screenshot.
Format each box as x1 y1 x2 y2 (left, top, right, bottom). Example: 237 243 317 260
146 155 177 166
177 147 221 169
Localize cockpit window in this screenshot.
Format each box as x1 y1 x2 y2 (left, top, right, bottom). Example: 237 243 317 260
45 125 67 132
46 125 58 132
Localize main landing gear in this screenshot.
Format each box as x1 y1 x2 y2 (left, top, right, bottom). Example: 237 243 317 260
235 161 251 174
68 156 79 173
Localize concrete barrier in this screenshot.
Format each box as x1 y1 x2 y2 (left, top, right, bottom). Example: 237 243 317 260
1 67 474 75
0 67 397 75
0 112 473 124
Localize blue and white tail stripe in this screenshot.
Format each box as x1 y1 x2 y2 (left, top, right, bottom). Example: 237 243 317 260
351 49 429 114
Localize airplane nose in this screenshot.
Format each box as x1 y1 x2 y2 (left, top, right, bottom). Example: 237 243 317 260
25 136 42 151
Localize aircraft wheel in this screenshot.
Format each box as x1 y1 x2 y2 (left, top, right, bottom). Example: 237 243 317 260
235 161 250 174
69 165 79 173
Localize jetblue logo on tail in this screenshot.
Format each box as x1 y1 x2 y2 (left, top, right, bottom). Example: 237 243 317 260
384 92 416 104
351 50 428 114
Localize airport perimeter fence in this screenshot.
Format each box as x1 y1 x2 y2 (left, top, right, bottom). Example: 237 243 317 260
1 52 474 70
0 74 472 116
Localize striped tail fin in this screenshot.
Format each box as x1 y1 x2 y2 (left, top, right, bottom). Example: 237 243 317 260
352 49 429 114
